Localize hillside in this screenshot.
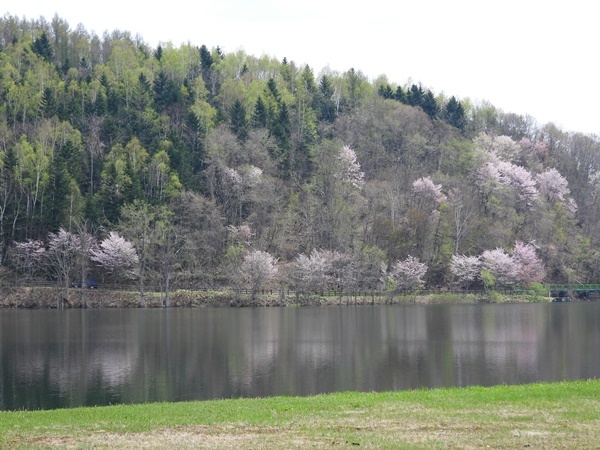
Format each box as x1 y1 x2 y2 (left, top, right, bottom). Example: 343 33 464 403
1 15 599 302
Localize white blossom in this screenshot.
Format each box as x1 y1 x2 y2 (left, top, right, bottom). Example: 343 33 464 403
91 232 139 278
450 254 481 288
242 249 278 299
335 145 364 189
387 255 427 291
413 176 446 203
223 166 242 185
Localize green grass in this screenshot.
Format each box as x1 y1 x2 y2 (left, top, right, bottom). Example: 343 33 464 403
2 380 599 448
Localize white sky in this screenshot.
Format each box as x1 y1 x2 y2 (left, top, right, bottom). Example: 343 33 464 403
4 0 598 135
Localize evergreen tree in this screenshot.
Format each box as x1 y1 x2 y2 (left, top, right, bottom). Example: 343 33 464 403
32 31 53 62
445 96 466 131
40 87 57 118
395 86 407 103
154 45 163 61
199 44 213 82
421 90 438 119
378 84 394 99
317 75 336 122
407 84 424 106
252 96 268 128
229 99 248 141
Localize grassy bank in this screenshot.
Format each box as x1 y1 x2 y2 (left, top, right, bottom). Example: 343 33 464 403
0 286 548 308
1 380 598 448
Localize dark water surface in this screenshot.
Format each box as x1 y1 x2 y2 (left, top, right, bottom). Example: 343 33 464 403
1 302 599 410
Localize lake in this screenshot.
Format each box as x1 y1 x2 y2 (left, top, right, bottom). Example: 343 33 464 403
1 302 599 410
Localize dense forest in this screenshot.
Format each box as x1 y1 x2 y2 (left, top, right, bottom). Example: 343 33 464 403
1 14 600 303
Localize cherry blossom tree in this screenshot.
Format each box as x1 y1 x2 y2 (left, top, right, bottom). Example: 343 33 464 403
91 232 139 285
291 249 329 297
385 255 428 292
480 248 518 287
536 168 575 212
474 133 521 161
412 176 446 204
335 145 364 190
496 161 539 203
512 241 545 285
449 254 481 289
242 249 278 301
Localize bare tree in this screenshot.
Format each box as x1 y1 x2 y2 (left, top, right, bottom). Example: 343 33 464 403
46 228 81 308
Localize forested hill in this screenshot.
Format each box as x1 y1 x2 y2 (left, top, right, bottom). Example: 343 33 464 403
1 14 600 295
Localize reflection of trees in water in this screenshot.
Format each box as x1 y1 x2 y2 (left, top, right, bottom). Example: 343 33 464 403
3 304 600 410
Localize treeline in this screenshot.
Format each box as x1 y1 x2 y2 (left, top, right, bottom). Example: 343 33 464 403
2 14 600 300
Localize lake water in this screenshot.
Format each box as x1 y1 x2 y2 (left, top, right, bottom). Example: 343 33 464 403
1 302 599 411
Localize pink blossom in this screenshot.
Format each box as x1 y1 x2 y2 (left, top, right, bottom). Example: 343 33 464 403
536 168 570 203
512 241 545 285
496 161 539 202
413 176 446 203
481 248 518 286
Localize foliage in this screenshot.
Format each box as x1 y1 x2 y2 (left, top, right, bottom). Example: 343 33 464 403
0 14 598 293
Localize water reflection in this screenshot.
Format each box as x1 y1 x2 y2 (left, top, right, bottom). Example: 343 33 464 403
1 303 599 410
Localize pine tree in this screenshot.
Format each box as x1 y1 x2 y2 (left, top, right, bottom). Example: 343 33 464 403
317 75 336 122
445 96 466 131
395 86 407 103
32 31 53 62
252 96 268 128
40 87 57 118
421 90 438 119
229 99 248 141
407 84 424 107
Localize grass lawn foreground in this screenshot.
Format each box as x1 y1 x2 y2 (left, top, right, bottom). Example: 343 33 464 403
1 380 599 448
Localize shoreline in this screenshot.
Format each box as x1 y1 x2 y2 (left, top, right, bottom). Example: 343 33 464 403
0 286 547 309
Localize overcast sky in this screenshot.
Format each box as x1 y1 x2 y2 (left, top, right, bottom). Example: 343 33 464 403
4 1 598 135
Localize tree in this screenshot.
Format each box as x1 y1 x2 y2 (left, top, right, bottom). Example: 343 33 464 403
229 99 248 141
32 31 53 62
449 254 481 289
242 249 278 301
512 241 545 285
251 96 268 128
46 228 81 308
536 168 572 205
119 201 156 307
91 231 138 285
336 145 365 190
444 96 466 131
421 90 438 119
413 176 445 204
291 250 329 298
386 255 428 292
480 248 518 287
10 239 45 282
